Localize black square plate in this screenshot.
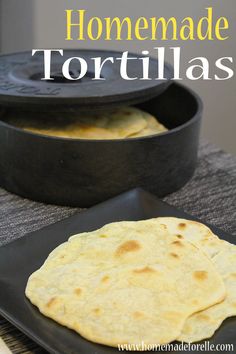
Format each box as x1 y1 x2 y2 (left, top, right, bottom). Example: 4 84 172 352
0 189 235 354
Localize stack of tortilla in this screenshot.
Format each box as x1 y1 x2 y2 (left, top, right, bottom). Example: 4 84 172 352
25 217 236 347
4 107 167 139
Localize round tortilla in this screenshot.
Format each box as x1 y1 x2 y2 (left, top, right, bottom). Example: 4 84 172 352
129 115 167 138
4 107 167 139
25 219 225 347
155 217 236 342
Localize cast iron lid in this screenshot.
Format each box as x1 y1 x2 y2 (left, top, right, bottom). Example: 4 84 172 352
0 50 173 112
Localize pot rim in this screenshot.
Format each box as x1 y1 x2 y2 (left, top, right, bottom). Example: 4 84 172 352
0 82 203 143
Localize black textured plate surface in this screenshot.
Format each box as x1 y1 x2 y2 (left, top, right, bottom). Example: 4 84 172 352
0 50 173 111
0 188 235 354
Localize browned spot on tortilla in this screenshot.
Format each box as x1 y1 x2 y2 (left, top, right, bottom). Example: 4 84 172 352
133 311 144 319
209 240 218 246
115 240 141 256
176 234 183 239
204 229 213 236
133 266 155 274
193 271 208 281
169 252 179 258
79 125 93 132
192 299 199 305
164 311 183 323
178 223 186 229
46 297 57 308
101 275 110 283
160 224 167 229
230 273 236 278
59 255 65 259
99 234 107 238
196 314 210 321
74 288 82 296
172 240 184 247
93 308 101 315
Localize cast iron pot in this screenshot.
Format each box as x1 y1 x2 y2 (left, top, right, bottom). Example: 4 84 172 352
0 83 202 207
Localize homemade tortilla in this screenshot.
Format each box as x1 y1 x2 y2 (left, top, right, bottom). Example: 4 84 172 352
155 217 236 342
4 107 167 140
130 115 167 137
25 219 225 347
